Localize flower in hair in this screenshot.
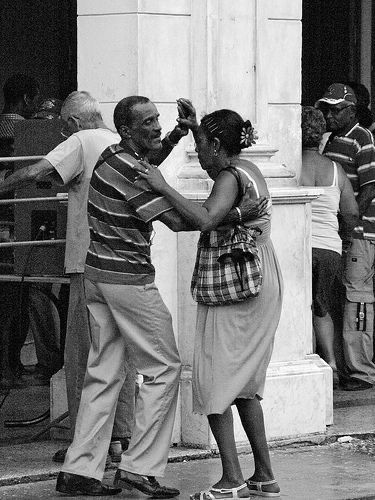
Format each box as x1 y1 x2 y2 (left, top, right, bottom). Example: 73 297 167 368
240 121 256 147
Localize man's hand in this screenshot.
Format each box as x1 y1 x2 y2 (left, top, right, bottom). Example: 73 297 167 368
166 98 198 144
134 159 168 193
176 98 199 134
239 188 269 222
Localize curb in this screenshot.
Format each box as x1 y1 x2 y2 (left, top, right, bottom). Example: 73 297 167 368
1 430 375 488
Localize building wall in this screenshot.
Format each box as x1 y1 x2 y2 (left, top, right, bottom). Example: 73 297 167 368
75 0 330 447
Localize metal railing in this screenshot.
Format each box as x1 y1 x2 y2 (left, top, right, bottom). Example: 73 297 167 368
0 155 67 248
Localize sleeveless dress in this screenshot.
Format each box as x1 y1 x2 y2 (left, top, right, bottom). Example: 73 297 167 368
192 164 284 415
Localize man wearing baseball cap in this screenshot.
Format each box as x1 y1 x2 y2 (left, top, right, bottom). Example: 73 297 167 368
316 82 375 391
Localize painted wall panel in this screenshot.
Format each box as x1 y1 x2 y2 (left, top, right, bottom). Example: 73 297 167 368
265 21 301 104
77 15 138 100
138 15 190 100
266 0 302 19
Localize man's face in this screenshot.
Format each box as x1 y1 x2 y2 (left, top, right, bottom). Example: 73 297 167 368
60 109 80 138
320 103 356 132
23 91 40 119
128 102 162 154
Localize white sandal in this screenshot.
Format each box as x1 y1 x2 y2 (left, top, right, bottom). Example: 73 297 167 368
246 479 280 497
190 482 250 499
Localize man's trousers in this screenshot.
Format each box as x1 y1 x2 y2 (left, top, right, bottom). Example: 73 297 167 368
62 280 181 480
343 239 375 384
64 274 135 438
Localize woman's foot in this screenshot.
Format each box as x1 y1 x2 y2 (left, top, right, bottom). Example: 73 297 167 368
246 477 280 497
190 482 250 499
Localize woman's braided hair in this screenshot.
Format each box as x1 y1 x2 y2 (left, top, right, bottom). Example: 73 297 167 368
200 109 256 155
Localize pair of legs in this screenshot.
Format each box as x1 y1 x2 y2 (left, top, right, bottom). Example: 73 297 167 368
207 397 278 497
61 279 181 481
64 274 135 441
313 313 337 372
0 283 29 384
312 248 343 379
342 239 375 384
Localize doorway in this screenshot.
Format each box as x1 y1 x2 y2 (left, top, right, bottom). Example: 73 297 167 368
0 0 77 107
302 0 361 106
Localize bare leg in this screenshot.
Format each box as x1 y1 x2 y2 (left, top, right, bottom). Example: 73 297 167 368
236 398 279 494
313 312 337 371
208 409 244 489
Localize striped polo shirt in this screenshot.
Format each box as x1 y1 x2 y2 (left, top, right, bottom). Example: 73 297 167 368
323 122 375 240
85 143 173 285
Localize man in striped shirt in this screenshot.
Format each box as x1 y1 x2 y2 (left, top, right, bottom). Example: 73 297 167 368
317 83 375 391
57 96 193 497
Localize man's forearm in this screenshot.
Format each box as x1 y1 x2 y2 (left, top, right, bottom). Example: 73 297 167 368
0 165 34 194
0 159 54 195
221 208 240 225
357 184 375 217
149 128 185 166
339 212 358 246
149 137 174 166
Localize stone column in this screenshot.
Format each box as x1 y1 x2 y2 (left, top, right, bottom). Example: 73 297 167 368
72 0 331 447
176 0 331 446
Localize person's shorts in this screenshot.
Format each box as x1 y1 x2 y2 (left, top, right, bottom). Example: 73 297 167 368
312 247 342 317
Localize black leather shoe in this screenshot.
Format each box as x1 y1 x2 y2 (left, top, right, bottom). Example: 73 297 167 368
56 471 122 496
114 469 180 498
341 379 373 391
53 448 68 463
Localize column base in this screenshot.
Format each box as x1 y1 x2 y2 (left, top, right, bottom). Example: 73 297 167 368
180 355 330 448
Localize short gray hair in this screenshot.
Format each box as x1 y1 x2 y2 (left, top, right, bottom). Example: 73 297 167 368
61 91 103 128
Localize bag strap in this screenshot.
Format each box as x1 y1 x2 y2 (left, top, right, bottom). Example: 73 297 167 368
224 166 244 206
235 166 260 197
224 166 260 199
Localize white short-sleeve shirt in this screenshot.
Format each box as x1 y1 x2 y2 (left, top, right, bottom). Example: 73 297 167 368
45 128 120 273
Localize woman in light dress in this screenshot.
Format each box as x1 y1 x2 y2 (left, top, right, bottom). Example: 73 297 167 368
136 103 283 499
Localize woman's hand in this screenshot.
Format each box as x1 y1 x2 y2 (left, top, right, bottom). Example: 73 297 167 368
239 188 269 222
134 159 168 193
176 98 199 134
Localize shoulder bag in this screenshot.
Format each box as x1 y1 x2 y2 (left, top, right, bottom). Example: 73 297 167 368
191 166 263 306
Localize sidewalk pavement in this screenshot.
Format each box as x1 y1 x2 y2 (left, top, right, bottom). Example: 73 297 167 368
0 386 374 499
1 442 375 499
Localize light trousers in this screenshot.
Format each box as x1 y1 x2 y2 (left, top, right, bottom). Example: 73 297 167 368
342 239 375 383
64 273 135 438
62 280 181 480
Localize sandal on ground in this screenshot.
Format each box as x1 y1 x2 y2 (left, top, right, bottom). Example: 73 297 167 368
246 479 280 497
190 482 250 499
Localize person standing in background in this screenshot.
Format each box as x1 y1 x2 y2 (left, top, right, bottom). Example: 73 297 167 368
0 74 40 387
299 106 358 388
316 83 375 391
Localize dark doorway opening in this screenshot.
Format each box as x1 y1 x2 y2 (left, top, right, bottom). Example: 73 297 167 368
302 0 361 106
0 0 77 108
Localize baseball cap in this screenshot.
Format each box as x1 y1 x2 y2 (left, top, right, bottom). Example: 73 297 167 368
316 83 357 106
